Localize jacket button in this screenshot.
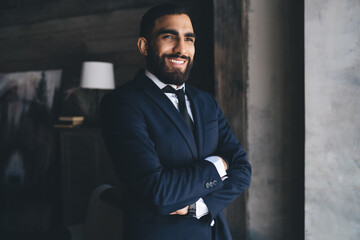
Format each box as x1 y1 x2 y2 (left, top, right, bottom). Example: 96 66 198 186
205 182 209 188
213 180 217 186
209 182 214 188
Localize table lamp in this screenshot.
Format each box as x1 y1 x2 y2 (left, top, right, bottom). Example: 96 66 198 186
80 61 115 125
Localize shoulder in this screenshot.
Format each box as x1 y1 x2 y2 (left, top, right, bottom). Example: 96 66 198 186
186 85 219 106
187 84 213 97
101 70 146 106
101 81 134 108
103 80 136 99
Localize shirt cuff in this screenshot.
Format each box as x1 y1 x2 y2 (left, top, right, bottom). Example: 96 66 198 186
204 156 227 178
194 198 209 219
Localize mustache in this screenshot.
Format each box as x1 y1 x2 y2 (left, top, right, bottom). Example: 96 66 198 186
163 54 191 61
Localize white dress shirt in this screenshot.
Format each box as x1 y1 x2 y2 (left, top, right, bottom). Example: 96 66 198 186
145 69 227 224
145 70 194 121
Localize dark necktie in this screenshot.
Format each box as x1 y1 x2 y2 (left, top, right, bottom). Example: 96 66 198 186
162 85 195 134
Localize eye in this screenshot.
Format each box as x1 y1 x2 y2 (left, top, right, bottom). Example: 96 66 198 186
163 34 174 39
185 37 195 42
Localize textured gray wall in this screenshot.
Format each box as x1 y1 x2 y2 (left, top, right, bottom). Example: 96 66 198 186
247 0 304 239
305 0 360 239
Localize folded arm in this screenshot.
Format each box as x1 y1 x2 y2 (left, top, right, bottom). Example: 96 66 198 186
201 97 252 221
100 93 224 215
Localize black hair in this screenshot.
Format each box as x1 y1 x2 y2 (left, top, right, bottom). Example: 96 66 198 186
140 3 192 41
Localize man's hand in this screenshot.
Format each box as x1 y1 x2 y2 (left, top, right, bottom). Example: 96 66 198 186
169 205 189 215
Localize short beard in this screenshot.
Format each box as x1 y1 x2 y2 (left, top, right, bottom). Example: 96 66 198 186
146 48 193 86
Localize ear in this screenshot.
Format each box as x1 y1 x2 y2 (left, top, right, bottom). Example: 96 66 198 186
137 37 148 56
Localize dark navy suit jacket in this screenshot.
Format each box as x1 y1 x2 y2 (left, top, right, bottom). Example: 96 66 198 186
100 70 251 239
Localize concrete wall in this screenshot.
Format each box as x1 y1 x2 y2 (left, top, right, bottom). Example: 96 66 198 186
246 0 304 239
305 1 360 239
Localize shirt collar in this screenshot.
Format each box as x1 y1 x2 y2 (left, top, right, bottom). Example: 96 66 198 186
145 69 185 91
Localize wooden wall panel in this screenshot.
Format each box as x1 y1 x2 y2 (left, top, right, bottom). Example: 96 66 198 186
0 0 180 27
0 6 150 89
214 0 248 239
0 8 145 66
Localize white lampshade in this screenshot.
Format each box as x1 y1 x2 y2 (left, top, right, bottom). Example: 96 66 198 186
80 61 115 89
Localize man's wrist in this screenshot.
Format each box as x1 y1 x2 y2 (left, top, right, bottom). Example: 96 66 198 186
204 156 227 178
188 203 196 216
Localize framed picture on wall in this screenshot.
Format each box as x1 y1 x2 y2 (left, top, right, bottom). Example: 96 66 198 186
0 70 62 236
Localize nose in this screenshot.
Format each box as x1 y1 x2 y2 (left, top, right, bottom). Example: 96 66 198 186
173 38 187 56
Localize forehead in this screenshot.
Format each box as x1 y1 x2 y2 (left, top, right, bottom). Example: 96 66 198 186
152 14 194 35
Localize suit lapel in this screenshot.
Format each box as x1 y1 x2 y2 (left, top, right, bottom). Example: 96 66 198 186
186 87 205 160
134 71 199 161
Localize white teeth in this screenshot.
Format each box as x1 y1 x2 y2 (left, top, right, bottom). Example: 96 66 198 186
169 59 185 64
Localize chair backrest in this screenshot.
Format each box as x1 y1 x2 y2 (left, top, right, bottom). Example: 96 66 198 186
84 184 123 240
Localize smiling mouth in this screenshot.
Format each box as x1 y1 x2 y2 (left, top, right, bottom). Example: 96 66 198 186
167 57 189 69
169 58 186 64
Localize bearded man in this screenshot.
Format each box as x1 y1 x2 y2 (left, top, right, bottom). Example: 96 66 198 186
100 4 251 240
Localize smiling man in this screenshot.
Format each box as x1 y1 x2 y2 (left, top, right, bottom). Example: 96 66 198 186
138 12 195 86
100 4 251 240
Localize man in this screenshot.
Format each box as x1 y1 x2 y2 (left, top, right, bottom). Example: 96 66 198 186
100 4 251 240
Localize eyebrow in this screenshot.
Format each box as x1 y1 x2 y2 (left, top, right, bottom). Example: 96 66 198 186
157 28 196 39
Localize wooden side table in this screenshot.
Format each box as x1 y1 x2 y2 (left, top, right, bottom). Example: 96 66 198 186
58 127 119 226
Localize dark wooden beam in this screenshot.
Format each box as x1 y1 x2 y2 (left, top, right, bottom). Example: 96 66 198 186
0 8 146 65
214 0 248 239
0 0 188 27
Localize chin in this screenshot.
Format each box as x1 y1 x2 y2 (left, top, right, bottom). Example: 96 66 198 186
161 69 188 85
146 55 193 85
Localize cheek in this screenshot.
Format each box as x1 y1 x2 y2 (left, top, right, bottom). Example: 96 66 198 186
151 41 164 55
154 40 174 54
188 45 195 58
151 45 161 57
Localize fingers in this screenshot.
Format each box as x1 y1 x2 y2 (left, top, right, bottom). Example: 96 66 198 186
175 207 188 215
169 206 189 215
220 157 228 171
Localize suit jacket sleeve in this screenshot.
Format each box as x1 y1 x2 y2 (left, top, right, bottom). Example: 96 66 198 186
202 96 252 220
100 92 224 215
